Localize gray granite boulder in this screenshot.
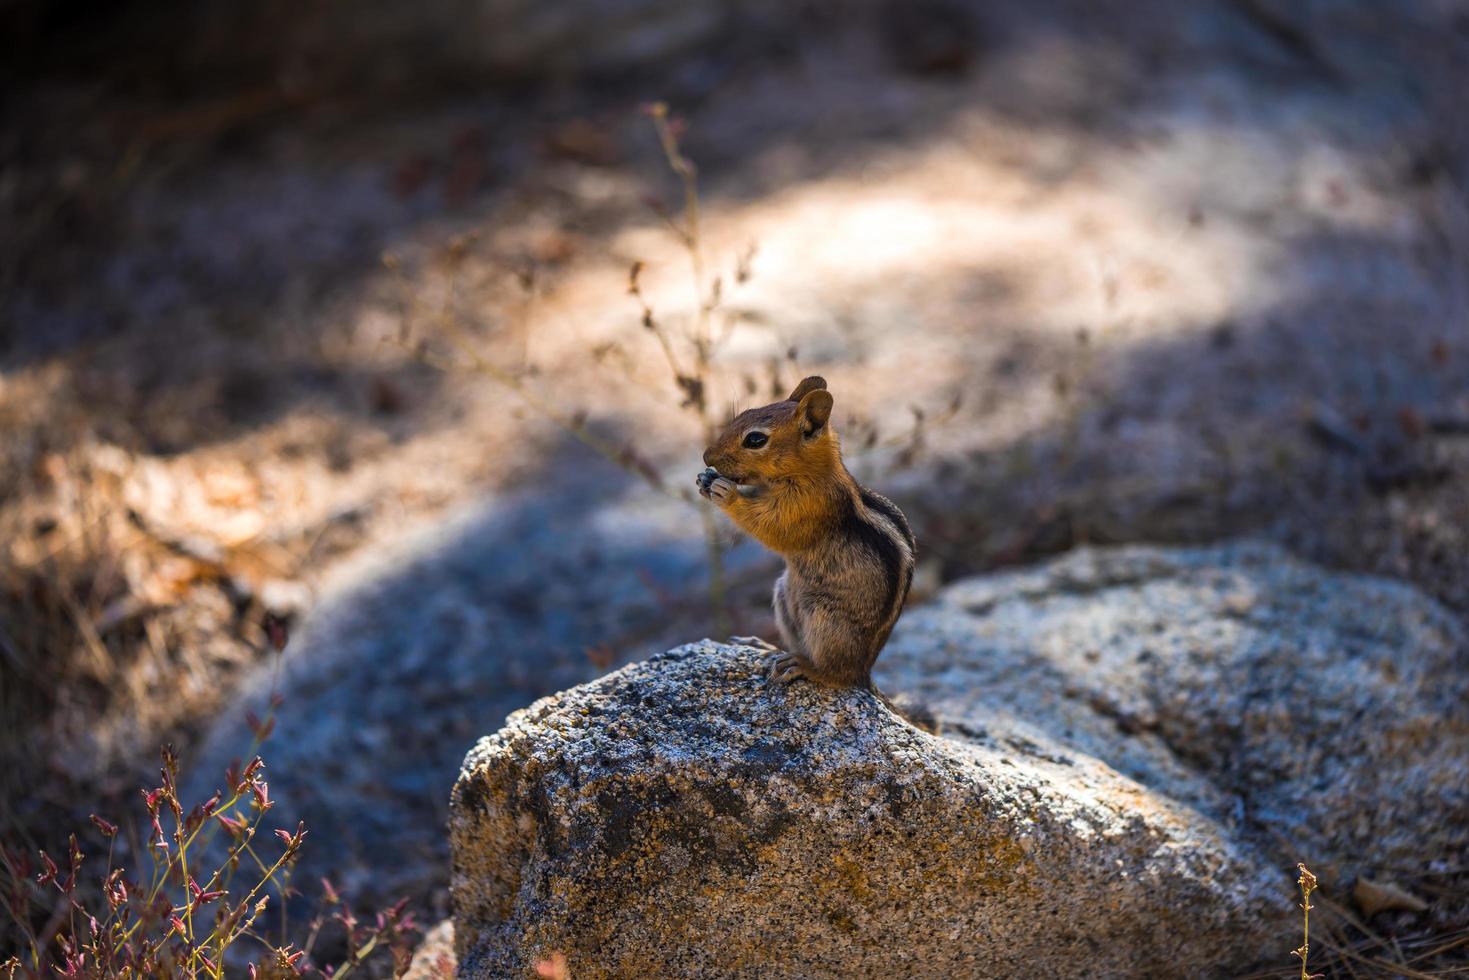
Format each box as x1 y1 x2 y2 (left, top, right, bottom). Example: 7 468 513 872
890 542 1469 887
449 543 1469 977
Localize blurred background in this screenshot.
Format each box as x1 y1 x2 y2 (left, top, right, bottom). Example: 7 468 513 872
2 0 1468 969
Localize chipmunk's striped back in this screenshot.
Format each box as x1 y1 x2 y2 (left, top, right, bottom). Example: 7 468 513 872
850 484 917 648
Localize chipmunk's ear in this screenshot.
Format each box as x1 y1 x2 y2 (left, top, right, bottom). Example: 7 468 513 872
786 376 827 403
796 389 834 437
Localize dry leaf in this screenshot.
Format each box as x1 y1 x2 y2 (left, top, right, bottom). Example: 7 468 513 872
1353 876 1427 916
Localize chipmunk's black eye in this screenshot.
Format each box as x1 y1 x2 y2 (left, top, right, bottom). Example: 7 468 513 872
742 431 769 449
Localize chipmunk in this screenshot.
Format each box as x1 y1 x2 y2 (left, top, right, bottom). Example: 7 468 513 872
699 376 930 727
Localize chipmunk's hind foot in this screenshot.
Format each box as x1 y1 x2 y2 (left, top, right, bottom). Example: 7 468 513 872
767 650 812 684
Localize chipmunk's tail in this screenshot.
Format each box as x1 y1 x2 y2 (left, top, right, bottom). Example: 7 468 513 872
868 683 940 735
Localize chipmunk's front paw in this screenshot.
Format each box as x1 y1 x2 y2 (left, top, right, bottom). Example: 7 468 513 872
767 651 811 684
701 476 739 507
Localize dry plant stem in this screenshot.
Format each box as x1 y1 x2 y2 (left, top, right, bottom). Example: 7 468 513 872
628 262 688 388
646 102 731 634
648 103 709 340
1407 931 1469 964
0 854 42 970
1320 926 1440 980
1296 863 1320 980
1314 892 1395 959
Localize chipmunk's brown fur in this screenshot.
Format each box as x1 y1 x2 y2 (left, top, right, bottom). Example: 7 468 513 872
700 377 920 713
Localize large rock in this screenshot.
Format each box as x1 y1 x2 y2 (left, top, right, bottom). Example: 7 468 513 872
451 643 1279 977
449 543 1469 977
890 541 1469 886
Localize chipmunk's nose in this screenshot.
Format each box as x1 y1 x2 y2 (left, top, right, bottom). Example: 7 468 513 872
702 448 714 467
